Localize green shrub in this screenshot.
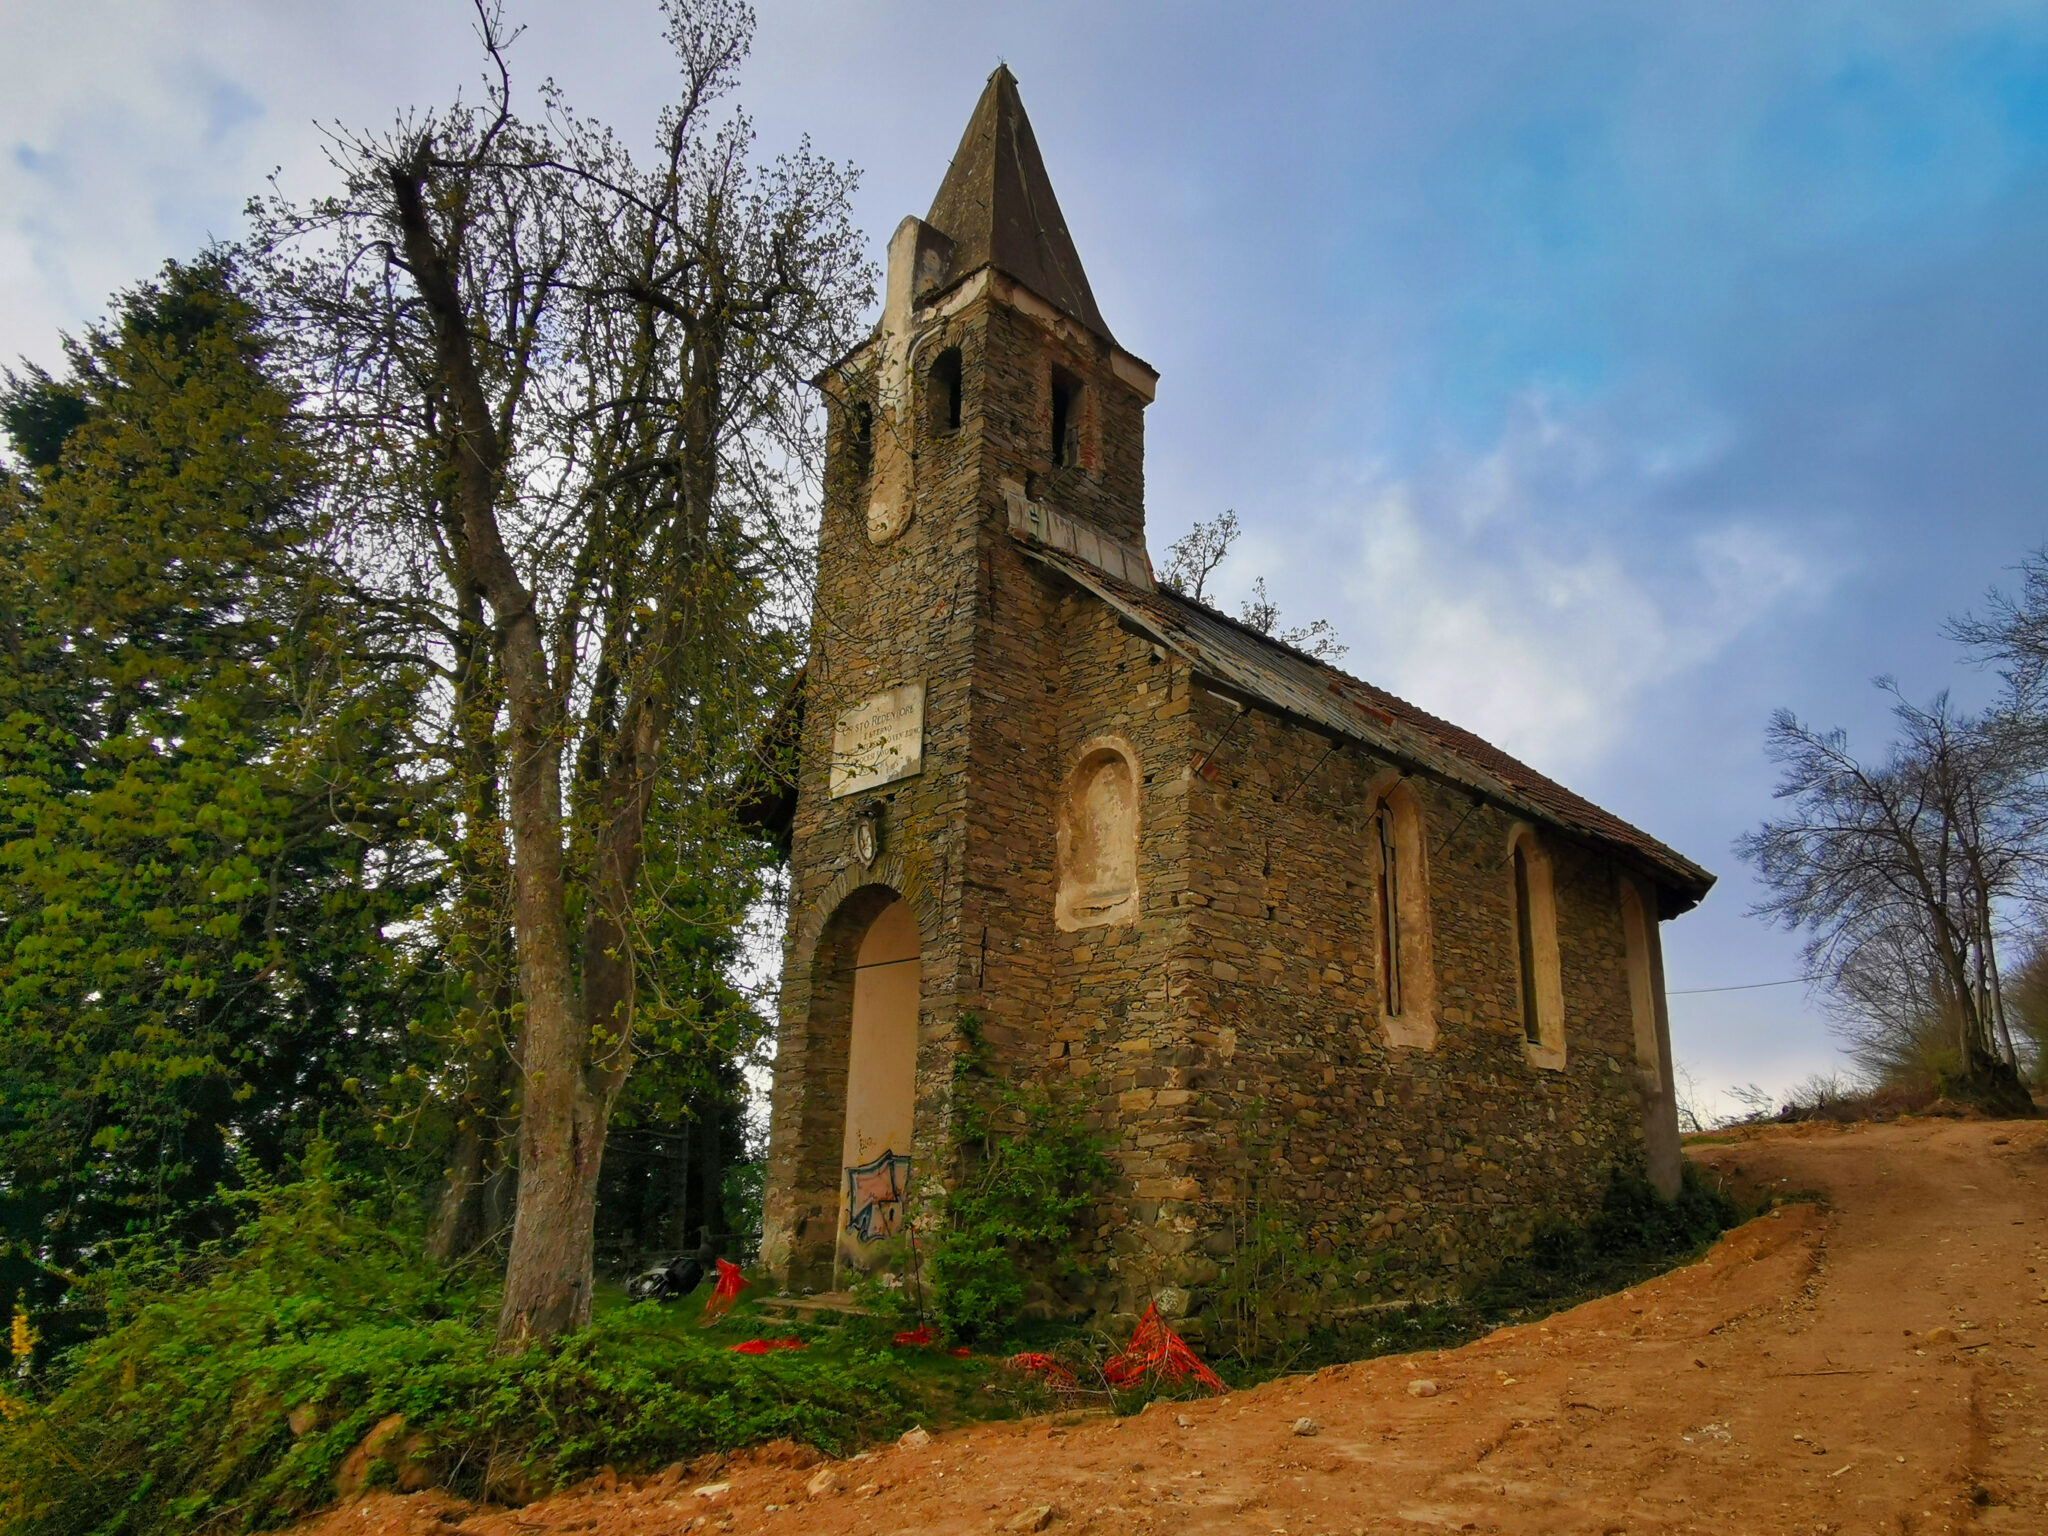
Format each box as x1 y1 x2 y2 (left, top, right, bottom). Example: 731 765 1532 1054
0 1146 918 1536
1207 1183 1327 1368
1197 1158 1747 1385
1468 1160 1742 1315
928 1017 1111 1344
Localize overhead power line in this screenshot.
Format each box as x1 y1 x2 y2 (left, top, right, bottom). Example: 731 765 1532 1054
1667 977 1815 996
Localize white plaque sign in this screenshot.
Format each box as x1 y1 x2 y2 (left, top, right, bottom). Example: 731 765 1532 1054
829 683 925 798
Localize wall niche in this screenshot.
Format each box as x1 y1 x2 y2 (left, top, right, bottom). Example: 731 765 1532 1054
1056 738 1141 931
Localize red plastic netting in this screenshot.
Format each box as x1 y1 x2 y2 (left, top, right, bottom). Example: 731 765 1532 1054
1006 1351 1080 1392
1102 1303 1224 1394
729 1336 806 1354
699 1258 749 1325
891 1325 970 1357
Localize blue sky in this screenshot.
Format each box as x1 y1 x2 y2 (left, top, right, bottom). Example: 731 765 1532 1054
6 1 2047 1116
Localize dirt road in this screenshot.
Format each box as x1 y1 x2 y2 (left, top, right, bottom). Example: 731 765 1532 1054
308 1118 2048 1535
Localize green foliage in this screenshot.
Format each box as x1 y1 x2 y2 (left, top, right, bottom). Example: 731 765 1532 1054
1208 1181 1322 1369
928 1017 1112 1344
0 1150 919 1536
586 584 797 1270
0 258 439 1355
1196 1160 1745 1387
721 1159 766 1252
1465 1160 1742 1317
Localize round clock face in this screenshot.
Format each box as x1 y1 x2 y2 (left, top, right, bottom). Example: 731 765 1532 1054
867 487 911 545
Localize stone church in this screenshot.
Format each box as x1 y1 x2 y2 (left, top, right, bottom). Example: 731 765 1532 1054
760 67 1713 1317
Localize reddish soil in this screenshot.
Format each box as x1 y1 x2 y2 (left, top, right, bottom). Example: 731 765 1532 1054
299 1118 2048 1535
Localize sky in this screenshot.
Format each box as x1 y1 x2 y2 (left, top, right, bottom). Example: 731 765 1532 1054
5 0 2047 1119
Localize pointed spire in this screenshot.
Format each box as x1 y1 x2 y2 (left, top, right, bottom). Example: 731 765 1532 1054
925 66 1112 342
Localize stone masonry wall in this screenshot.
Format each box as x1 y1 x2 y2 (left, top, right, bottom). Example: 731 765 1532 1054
1169 682 1664 1309
765 264 1674 1319
762 294 986 1285
943 298 1171 1314
1037 591 1197 1315
765 279 1161 1290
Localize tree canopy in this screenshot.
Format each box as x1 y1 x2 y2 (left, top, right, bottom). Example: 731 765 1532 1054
245 0 868 1340
0 258 441 1341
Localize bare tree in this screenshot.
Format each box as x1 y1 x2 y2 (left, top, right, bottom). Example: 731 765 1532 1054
2005 941 2048 1084
1736 685 2046 1111
1824 905 1964 1090
1952 544 2048 911
1951 546 2048 708
1240 576 1348 661
1159 509 1239 602
250 0 871 1341
1159 510 1347 660
1947 546 2048 1090
1671 1060 1713 1133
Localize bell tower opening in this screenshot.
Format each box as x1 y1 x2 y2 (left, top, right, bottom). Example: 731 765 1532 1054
928 347 963 434
1051 366 1083 468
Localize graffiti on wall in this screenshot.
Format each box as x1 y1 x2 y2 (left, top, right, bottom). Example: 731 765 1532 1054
844 1149 913 1242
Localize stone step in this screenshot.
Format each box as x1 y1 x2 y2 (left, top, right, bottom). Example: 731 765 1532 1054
756 1291 876 1318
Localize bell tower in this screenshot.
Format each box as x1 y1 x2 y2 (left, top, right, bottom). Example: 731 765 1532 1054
763 66 1161 1290
852 64 1154 558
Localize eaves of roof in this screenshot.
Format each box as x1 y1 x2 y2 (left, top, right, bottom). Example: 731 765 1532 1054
1021 538 1715 917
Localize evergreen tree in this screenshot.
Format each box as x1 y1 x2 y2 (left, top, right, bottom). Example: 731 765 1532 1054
0 259 438 1346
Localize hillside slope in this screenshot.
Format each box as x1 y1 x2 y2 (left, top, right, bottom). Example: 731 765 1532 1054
299 1118 2048 1534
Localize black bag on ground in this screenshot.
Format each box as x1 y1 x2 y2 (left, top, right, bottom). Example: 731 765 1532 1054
626 1228 720 1302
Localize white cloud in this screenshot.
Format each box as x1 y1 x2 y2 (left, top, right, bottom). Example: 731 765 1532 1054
1324 390 1827 775
0 0 477 369
4 5 256 360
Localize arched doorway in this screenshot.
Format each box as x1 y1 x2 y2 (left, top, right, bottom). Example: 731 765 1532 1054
770 880 928 1292
836 897 920 1276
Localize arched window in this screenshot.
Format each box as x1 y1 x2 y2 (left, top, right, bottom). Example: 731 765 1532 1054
927 347 962 435
1376 805 1402 1016
1509 827 1565 1068
1371 778 1436 1049
847 399 874 482
1050 366 1084 468
1619 877 1660 1084
1056 739 1140 931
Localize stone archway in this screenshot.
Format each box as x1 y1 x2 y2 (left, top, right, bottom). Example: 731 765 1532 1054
834 897 920 1276
764 864 936 1291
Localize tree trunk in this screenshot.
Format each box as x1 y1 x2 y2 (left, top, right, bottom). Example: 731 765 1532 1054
385 145 755 1342
499 1071 609 1338
425 1108 490 1262
698 1097 725 1244
490 582 591 1342
1979 894 2021 1068
668 1116 694 1249
387 154 596 1344
426 1047 508 1262
427 572 512 1265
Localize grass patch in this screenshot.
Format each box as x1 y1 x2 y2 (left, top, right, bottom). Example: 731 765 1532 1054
0 1151 968 1536
0 1157 1748 1535
1179 1160 1749 1389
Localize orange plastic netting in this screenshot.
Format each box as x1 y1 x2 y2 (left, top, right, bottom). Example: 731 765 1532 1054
1006 1351 1080 1392
894 1325 969 1356
1102 1303 1224 1394
699 1257 749 1325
